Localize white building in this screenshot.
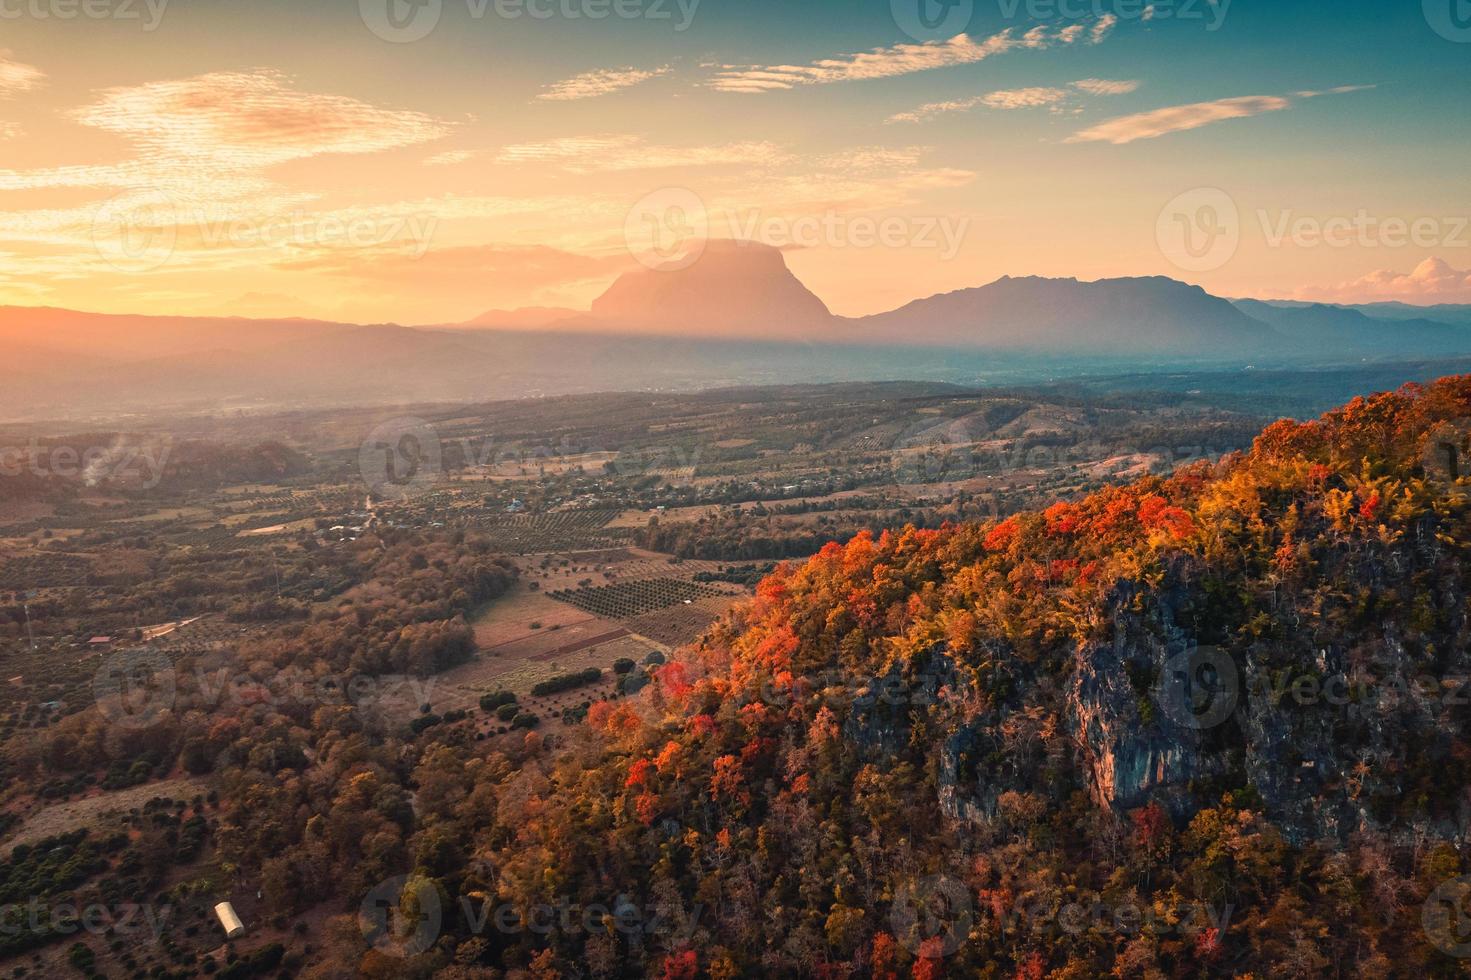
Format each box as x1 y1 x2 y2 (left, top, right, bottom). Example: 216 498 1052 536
214 902 245 939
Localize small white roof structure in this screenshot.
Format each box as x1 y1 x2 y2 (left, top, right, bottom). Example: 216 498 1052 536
214 901 245 939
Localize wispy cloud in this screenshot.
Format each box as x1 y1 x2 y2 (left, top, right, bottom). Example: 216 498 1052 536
983 87 1072 110
0 70 462 282
1072 78 1141 96
713 17 1116 94
538 65 671 102
495 134 788 173
75 70 451 167
1066 85 1372 144
1293 84 1377 99
0 55 44 97
1066 94 1290 143
889 77 1136 124
0 70 453 196
425 149 475 166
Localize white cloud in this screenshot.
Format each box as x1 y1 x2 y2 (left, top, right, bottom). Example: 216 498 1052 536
1299 258 1471 304
712 19 1114 93
537 66 671 102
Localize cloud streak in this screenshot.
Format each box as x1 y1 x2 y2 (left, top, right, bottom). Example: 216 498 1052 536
888 78 1138 124
538 66 671 101
714 17 1116 93
1072 78 1141 96
495 134 789 173
1066 84 1373 144
76 70 451 167
0 56 44 96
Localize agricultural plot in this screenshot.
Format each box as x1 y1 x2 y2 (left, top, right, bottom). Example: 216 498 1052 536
414 633 651 725
0 551 94 589
474 509 629 553
549 578 728 619
625 594 740 648
0 774 208 857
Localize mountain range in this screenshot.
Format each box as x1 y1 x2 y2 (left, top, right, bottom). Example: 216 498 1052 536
7 241 1471 419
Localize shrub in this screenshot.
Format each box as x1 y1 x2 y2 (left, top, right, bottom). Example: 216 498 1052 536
531 668 602 697
479 691 516 712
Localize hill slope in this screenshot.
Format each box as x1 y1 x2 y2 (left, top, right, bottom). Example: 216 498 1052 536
481 376 1471 977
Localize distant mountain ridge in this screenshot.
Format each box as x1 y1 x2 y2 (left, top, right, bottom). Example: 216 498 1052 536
1232 299 1471 356
846 274 1281 356
1246 298 1471 328
8 243 1471 419
589 240 833 339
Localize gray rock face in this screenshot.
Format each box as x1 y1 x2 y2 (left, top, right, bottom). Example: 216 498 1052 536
862 528 1471 844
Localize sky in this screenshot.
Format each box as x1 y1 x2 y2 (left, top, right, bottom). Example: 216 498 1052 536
0 0 1468 324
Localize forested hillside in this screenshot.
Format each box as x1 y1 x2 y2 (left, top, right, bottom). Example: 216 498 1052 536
12 379 1471 978
398 377 1471 978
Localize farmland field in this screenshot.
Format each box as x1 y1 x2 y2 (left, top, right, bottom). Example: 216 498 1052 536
0 380 1275 977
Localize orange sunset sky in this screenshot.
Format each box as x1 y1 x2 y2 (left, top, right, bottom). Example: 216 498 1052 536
0 0 1467 325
